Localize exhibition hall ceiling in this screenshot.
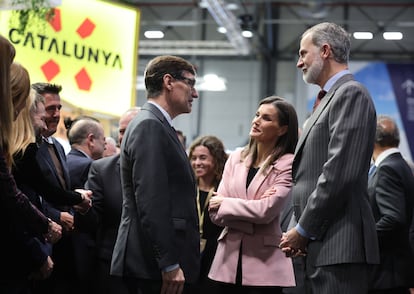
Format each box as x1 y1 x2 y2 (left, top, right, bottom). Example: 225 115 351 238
110 0 414 61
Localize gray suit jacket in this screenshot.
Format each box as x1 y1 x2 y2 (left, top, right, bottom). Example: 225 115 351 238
111 102 200 283
292 74 379 267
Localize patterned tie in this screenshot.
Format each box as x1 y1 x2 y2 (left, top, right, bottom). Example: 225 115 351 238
312 89 327 112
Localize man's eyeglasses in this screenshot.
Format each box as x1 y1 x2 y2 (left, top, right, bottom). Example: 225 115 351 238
171 75 196 89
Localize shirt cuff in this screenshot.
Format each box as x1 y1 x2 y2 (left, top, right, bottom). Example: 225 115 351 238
295 223 316 240
295 223 312 239
163 263 179 273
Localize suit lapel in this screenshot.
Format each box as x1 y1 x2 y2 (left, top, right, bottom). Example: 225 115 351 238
245 154 272 200
143 102 196 183
294 74 355 159
37 142 61 184
51 138 71 185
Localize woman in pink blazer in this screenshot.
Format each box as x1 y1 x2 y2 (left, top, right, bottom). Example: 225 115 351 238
208 96 298 294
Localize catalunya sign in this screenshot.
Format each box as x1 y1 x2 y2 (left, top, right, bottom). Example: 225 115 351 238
0 0 140 116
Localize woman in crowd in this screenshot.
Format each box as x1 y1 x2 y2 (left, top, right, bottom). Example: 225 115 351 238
9 63 93 286
208 96 298 294
0 36 61 294
10 62 91 211
188 135 228 292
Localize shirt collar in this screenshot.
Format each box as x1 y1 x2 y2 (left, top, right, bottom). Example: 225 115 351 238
148 101 173 126
374 147 400 166
43 136 54 144
73 148 91 159
323 69 351 92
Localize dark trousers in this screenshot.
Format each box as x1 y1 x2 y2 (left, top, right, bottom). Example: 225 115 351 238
125 277 197 294
96 259 129 294
215 282 282 294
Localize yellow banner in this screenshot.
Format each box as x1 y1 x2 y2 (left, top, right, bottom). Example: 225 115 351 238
0 0 140 117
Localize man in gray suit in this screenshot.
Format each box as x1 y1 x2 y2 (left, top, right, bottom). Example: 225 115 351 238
111 55 200 294
279 22 379 294
368 115 414 293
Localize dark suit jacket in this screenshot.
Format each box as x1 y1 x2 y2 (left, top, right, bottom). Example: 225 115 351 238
66 148 93 190
111 102 200 283
85 154 129 294
14 143 83 207
368 152 414 289
292 74 379 267
66 147 96 283
36 138 72 221
85 154 123 262
12 142 85 278
36 138 79 285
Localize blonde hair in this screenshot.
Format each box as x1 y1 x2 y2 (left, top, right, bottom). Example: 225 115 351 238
10 89 37 158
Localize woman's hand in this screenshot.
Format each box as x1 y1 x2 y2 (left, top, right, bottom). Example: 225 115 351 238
260 186 277 199
209 195 224 211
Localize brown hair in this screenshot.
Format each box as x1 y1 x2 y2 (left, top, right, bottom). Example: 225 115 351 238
144 55 196 98
242 96 298 173
188 135 228 189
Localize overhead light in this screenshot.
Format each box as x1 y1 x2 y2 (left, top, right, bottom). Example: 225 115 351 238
225 3 239 11
239 14 255 38
144 30 164 39
197 74 227 91
199 0 209 9
383 32 403 40
217 26 227 34
139 40 241 56
353 32 373 40
242 30 253 38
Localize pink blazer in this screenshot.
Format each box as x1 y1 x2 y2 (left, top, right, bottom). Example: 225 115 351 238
208 149 295 287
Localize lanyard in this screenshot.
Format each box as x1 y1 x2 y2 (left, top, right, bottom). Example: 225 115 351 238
196 187 215 236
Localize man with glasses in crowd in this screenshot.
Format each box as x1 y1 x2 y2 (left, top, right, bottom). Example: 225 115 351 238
111 55 200 294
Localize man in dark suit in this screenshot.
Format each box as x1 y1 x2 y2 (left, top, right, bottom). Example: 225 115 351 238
111 55 200 294
32 83 74 230
65 116 106 294
368 115 414 293
33 82 78 294
85 107 140 294
279 22 379 294
66 117 106 190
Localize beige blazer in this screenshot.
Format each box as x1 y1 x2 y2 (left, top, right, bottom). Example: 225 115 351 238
208 149 295 286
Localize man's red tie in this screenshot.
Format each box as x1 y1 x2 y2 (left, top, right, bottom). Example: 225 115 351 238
312 89 327 112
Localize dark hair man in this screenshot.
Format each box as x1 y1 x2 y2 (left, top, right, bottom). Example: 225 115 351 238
111 55 200 294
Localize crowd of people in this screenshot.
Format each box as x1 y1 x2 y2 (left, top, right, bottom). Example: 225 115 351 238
1 21 414 294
